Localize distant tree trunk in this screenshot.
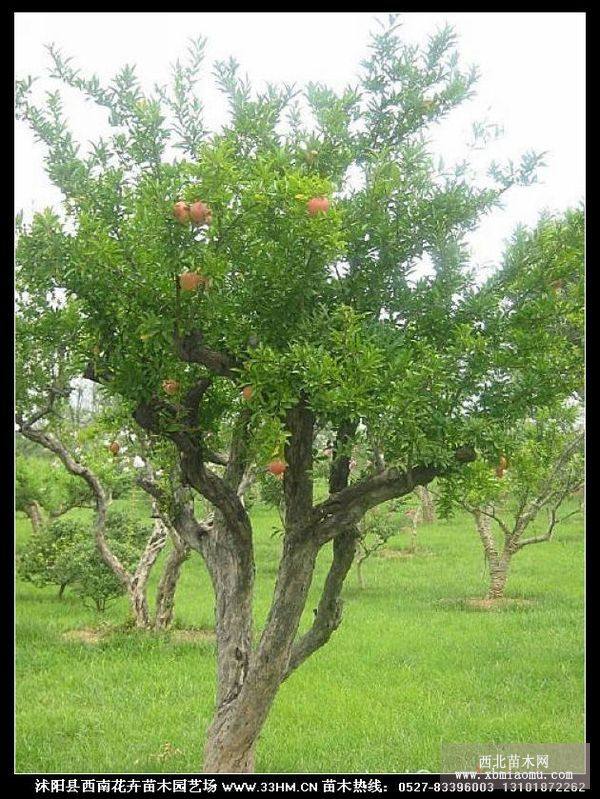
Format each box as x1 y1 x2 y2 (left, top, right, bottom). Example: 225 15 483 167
58 582 67 598
154 529 190 631
473 509 511 600
356 553 366 589
406 507 422 553
129 510 169 629
415 485 436 524
24 501 44 533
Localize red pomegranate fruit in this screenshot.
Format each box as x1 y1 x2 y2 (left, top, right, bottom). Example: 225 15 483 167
306 197 330 216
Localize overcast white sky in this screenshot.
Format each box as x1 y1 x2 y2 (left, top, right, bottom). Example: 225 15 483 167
14 12 585 272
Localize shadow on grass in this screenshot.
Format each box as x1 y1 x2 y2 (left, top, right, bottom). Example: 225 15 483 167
435 596 537 613
60 625 217 647
377 547 435 559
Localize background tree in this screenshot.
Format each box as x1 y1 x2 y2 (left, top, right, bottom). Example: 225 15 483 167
15 311 171 631
18 511 155 608
16 456 57 532
15 18 582 772
355 503 397 589
437 409 584 600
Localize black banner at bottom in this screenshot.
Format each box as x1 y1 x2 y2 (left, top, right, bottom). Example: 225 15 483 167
4 771 591 794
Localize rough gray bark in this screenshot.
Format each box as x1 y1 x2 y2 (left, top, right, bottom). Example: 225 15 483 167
285 527 359 675
473 509 511 600
488 560 510 599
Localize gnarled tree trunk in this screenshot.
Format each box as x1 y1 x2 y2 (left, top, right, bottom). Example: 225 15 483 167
18 426 170 629
133 383 476 774
154 529 190 631
128 509 169 628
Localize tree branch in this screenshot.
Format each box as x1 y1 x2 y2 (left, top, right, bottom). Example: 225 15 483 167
19 426 131 589
133 399 251 546
329 420 359 495
283 526 358 680
310 446 476 544
174 329 240 379
283 396 316 528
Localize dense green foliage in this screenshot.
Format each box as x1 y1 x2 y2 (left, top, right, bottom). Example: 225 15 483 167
14 18 580 476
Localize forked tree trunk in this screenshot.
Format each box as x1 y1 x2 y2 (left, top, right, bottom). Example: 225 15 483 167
128 511 169 629
154 530 190 631
133 394 465 775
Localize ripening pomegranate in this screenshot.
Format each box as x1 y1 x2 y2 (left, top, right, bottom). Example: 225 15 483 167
306 197 330 216
267 459 287 476
189 201 212 225
162 379 180 396
173 201 190 224
241 386 254 401
179 272 203 291
109 441 120 456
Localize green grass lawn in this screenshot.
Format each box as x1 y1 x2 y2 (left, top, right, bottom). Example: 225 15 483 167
15 494 584 773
